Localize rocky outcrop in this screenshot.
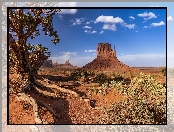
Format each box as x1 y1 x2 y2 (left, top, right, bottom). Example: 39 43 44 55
64 60 73 67
97 43 116 58
53 60 73 68
42 60 74 68
82 43 140 73
41 60 55 68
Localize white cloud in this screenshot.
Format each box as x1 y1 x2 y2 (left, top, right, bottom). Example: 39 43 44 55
150 21 165 27
85 50 96 52
94 15 136 30
125 24 136 29
121 23 136 29
118 53 166 67
84 30 97 34
60 52 77 58
86 20 93 24
49 52 95 67
135 31 138 32
99 31 104 34
86 22 90 24
167 16 173 21
143 26 149 28
91 30 97 34
94 15 124 24
70 17 86 26
129 16 135 19
137 12 157 20
49 53 166 67
102 24 116 31
49 52 78 65
82 26 92 29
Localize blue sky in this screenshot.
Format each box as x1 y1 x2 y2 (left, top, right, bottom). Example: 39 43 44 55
6 2 174 68
26 7 167 67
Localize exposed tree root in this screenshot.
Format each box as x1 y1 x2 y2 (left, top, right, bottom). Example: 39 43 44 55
18 79 81 124
33 80 104 110
16 93 62 124
34 86 62 98
34 80 80 98
16 93 47 124
34 99 61 123
17 78 104 124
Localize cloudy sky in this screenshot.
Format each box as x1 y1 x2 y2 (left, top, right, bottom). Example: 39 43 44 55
25 4 168 67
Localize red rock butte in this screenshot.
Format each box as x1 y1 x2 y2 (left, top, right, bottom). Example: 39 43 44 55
42 60 55 68
82 43 140 73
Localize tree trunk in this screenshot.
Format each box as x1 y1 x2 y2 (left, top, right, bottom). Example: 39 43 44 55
21 68 37 93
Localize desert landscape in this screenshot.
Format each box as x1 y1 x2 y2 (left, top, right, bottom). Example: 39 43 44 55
9 43 166 124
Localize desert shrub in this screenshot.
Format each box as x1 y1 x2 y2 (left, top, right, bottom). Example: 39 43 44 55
110 80 117 88
112 75 124 83
92 73 111 85
98 72 166 124
162 67 166 76
101 82 109 89
88 86 107 96
69 69 87 80
88 87 98 95
87 71 95 77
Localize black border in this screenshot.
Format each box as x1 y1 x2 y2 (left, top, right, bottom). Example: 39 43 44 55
7 6 167 125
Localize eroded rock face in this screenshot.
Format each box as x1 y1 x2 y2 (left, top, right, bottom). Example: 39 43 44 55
64 60 73 67
42 59 74 68
42 60 54 68
97 43 116 58
82 43 139 72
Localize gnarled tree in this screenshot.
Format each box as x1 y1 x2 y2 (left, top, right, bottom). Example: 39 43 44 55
9 8 64 124
9 9 60 92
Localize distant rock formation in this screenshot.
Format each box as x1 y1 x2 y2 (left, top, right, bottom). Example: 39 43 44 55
82 43 140 73
53 60 73 68
53 61 59 67
42 59 75 68
64 60 73 67
41 60 55 68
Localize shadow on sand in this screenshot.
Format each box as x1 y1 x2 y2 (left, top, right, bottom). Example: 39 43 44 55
28 90 72 124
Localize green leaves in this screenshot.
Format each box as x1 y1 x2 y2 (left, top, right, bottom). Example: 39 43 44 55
110 80 117 88
89 87 98 95
102 82 109 89
93 73 111 85
9 9 61 76
69 69 89 80
97 72 166 124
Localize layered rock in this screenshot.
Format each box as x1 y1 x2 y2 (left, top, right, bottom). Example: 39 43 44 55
97 43 116 58
64 60 73 67
53 61 59 67
82 43 140 73
53 60 73 68
41 60 55 68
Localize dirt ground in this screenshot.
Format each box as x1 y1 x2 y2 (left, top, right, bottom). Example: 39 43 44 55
8 67 166 124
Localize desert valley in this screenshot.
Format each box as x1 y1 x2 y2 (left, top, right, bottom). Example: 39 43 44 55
9 43 166 124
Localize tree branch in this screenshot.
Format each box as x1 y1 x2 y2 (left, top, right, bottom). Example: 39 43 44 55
9 9 18 33
23 9 43 39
